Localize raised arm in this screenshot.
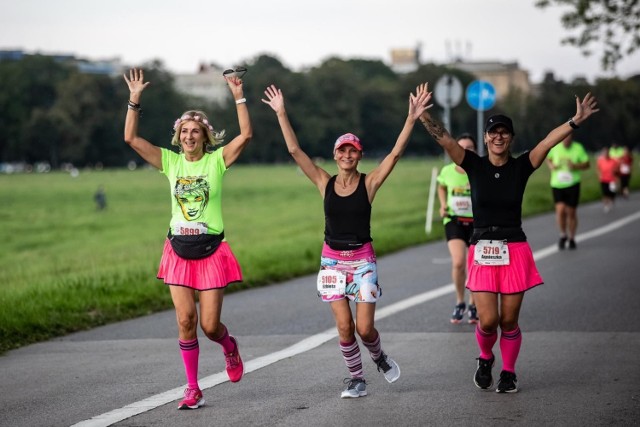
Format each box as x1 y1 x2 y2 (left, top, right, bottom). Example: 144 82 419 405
365 83 433 201
123 69 162 169
221 75 253 168
262 84 331 195
529 92 599 169
418 98 466 165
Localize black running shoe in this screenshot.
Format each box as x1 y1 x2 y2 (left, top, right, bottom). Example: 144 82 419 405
474 356 495 389
468 304 478 324
496 370 518 393
568 239 576 250
558 236 567 250
451 302 466 324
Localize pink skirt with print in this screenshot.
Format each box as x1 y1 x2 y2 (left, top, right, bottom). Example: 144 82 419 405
157 239 242 290
466 242 543 294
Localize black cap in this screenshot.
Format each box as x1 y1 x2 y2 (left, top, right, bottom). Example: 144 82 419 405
485 114 515 135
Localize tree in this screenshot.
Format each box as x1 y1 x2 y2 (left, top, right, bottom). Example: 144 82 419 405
536 0 640 71
0 56 72 162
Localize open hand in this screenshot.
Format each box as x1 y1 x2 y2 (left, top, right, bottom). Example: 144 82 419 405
574 92 600 124
261 85 285 114
123 68 150 96
409 83 433 121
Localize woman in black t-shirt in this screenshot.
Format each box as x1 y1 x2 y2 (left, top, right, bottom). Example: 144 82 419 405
419 92 599 394
262 83 431 399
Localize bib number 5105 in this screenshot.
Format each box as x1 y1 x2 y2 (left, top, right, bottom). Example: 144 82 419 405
317 269 347 296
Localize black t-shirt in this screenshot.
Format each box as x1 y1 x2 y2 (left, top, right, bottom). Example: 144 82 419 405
461 150 535 241
323 174 372 249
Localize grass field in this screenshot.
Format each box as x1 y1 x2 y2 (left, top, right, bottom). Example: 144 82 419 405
0 156 635 353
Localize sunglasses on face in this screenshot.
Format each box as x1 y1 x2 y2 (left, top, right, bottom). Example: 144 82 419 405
487 130 512 139
222 66 248 79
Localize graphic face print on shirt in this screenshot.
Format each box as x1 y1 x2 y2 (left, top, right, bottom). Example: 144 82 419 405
174 176 209 221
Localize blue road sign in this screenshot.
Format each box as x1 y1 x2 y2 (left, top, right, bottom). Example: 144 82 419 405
466 80 496 111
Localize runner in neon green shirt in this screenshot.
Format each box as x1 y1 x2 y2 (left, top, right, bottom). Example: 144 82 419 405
123 67 252 410
546 131 590 249
436 133 477 324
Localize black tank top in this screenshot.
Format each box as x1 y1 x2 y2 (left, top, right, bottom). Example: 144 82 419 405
323 174 372 250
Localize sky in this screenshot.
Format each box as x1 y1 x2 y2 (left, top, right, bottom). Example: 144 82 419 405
1 0 638 84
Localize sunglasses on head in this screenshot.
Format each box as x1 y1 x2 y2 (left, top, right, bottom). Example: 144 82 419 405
222 66 248 79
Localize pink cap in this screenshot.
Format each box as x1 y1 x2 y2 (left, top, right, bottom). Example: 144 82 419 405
334 133 363 152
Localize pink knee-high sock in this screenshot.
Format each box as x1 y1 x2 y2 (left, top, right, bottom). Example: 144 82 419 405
475 325 498 360
499 327 522 373
179 338 200 389
361 332 383 361
340 338 363 379
211 325 235 354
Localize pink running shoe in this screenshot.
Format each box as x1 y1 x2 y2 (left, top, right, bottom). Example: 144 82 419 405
178 387 204 410
224 336 244 383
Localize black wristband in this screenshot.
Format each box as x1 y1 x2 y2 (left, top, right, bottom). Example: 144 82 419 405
568 118 579 129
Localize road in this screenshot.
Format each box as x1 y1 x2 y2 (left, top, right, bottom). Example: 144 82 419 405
1 196 639 427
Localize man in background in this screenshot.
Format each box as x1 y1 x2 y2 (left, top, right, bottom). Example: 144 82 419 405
546 132 590 250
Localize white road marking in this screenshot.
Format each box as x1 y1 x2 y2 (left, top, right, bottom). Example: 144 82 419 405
72 209 640 426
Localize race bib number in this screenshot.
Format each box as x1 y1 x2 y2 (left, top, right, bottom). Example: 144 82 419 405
450 195 472 216
609 182 617 192
557 171 573 184
173 222 208 235
317 269 347 296
474 240 510 266
620 164 631 174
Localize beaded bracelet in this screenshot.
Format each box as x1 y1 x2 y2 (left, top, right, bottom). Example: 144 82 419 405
127 100 142 116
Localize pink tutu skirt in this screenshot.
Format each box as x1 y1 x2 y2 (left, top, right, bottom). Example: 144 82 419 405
157 239 242 290
466 242 543 294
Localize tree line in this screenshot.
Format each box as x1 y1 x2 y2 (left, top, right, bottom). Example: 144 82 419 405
1 54 638 169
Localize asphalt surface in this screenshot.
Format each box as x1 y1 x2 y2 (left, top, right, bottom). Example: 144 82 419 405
1 195 639 427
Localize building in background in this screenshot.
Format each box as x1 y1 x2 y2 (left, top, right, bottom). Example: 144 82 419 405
448 60 531 100
0 49 122 76
390 44 421 74
173 63 229 105
388 44 532 100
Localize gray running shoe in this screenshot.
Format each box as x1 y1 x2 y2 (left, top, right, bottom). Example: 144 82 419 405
374 352 401 383
341 378 367 398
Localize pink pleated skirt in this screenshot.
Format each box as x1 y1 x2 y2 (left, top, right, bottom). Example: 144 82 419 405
466 242 543 294
157 239 243 290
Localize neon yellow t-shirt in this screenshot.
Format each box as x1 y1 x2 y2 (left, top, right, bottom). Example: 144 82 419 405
161 148 226 235
548 141 589 189
609 146 625 160
436 163 473 225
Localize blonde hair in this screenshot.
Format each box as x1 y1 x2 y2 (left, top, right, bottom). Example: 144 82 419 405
171 110 225 153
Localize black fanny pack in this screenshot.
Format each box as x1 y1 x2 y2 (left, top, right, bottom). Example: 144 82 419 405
470 226 526 245
325 237 366 251
168 230 225 260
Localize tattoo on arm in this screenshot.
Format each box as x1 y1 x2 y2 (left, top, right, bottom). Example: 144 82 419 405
422 117 446 140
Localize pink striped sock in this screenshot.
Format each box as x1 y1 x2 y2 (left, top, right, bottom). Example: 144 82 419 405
475 325 498 360
361 332 383 361
212 325 235 354
340 339 363 379
179 338 200 389
500 327 522 373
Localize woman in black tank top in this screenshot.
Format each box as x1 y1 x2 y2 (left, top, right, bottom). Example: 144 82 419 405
263 83 432 398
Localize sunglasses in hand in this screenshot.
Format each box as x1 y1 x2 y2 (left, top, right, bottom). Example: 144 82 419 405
222 67 248 79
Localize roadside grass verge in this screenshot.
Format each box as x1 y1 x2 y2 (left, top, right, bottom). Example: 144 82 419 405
0 156 634 353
